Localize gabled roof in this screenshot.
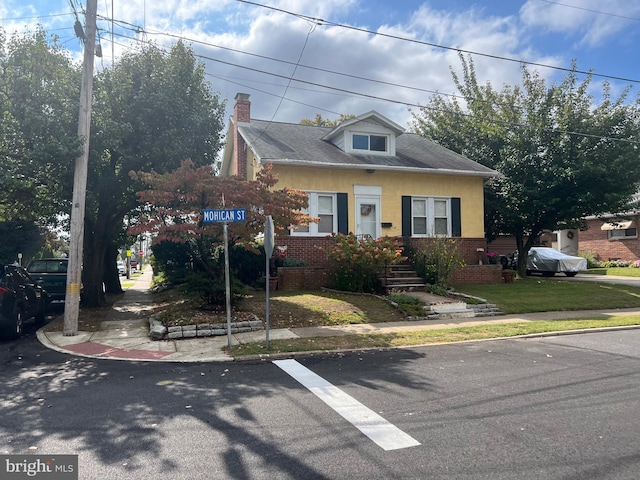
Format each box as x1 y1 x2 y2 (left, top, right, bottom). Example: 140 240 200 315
321 110 405 142
235 117 499 178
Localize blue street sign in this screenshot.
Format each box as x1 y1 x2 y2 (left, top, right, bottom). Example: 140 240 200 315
202 208 246 223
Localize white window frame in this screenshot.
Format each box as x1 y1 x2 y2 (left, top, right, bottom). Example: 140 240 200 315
291 192 338 236
411 197 451 237
608 227 637 240
351 133 389 154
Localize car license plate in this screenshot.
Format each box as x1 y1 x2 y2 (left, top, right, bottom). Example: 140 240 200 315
35 291 41 298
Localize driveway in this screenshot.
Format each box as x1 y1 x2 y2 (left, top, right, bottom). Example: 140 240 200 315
556 274 640 287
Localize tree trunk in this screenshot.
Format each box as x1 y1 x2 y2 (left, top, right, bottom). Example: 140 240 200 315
82 244 106 307
516 252 528 278
103 243 124 294
515 231 541 278
81 218 110 307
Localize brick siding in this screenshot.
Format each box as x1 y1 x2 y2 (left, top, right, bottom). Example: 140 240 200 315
579 218 640 262
275 236 489 267
277 267 331 290
273 235 501 289
450 265 502 285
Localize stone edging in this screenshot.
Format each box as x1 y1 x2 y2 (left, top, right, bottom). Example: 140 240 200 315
149 315 264 340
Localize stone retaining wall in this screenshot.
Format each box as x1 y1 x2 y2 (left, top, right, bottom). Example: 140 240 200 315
150 317 264 340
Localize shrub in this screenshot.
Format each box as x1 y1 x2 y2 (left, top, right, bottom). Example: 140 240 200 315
429 284 450 297
600 260 631 268
150 240 193 285
182 271 246 307
325 234 405 293
230 241 265 287
283 257 308 267
578 250 600 269
388 293 426 317
408 237 465 289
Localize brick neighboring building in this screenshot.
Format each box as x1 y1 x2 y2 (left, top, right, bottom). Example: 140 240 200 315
579 216 640 262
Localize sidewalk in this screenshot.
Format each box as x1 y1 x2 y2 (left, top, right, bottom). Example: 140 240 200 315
37 268 640 363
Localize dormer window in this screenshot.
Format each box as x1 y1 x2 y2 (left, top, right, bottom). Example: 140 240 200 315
352 133 388 153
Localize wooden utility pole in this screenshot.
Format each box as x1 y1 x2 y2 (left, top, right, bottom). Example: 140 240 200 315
63 0 97 336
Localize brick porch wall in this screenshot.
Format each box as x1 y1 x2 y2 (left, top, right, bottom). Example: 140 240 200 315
274 236 333 267
403 237 489 265
274 236 489 267
579 218 640 262
450 265 502 285
277 267 331 290
274 236 500 288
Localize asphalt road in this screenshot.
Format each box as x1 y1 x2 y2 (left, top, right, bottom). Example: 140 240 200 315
1 328 639 479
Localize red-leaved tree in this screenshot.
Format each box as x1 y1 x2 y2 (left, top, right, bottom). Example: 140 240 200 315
130 160 311 293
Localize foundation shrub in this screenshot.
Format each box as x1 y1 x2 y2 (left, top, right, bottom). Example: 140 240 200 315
408 237 465 290
326 234 405 293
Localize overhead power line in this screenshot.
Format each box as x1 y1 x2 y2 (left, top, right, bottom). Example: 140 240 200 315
234 0 640 85
0 12 73 21
106 30 639 146
538 0 640 22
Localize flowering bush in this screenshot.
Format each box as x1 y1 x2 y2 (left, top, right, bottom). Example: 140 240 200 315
599 260 632 268
408 237 465 289
325 234 405 293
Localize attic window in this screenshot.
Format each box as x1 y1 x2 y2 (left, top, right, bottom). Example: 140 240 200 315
353 134 387 153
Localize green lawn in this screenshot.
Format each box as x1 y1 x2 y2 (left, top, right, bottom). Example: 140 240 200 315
149 268 640 357
452 277 640 314
582 267 640 277
229 316 640 356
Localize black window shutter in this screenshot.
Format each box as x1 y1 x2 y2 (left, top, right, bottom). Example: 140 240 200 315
451 197 461 237
402 196 412 237
337 193 348 234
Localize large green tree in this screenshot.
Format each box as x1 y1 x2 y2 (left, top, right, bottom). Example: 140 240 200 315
82 41 226 306
412 56 640 276
0 27 81 223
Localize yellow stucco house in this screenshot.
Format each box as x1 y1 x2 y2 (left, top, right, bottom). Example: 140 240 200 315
220 93 500 285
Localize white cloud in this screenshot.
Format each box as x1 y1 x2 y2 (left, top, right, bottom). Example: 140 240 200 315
191 2 563 128
3 0 634 129
519 0 640 47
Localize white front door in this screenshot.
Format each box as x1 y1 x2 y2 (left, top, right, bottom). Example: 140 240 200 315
355 185 381 239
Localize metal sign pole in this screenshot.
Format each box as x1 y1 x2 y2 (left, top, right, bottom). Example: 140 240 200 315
265 251 270 349
201 205 247 351
264 216 274 349
224 222 232 349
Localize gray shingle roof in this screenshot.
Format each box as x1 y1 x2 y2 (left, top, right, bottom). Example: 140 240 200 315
237 118 498 177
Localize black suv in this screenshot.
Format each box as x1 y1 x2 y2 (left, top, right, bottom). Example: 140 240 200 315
0 264 48 339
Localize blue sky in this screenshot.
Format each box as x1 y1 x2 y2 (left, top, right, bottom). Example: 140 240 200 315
1 0 638 127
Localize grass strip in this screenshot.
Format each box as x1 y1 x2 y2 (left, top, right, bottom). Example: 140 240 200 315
582 268 640 277
453 278 640 314
228 315 640 356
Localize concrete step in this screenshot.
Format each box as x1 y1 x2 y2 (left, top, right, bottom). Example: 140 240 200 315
426 300 468 312
383 277 424 284
385 284 427 293
386 264 415 271
469 303 503 316
433 309 476 319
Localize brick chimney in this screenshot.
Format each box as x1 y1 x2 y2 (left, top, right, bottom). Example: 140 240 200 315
233 93 250 179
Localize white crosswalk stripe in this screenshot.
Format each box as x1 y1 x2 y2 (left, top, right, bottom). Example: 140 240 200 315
274 359 420 451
